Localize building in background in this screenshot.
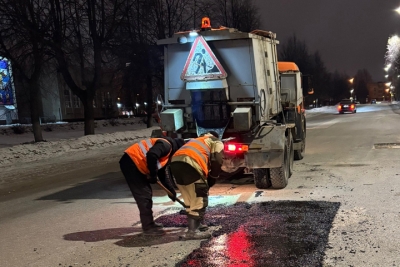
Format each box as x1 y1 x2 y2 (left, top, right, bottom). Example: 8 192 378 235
367 82 392 103
14 67 120 124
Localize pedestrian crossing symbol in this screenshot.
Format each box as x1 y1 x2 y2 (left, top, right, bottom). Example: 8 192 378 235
180 36 227 81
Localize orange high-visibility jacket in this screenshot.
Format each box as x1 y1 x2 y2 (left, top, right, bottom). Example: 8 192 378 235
125 138 171 175
172 136 210 176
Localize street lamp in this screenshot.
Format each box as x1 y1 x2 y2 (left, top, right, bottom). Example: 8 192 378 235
395 6 400 14
350 89 354 100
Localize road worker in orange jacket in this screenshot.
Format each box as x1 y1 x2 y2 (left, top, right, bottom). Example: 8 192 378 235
170 131 224 240
119 137 185 236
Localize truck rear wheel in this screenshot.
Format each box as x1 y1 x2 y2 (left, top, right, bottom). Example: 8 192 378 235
294 120 306 160
270 138 289 189
288 131 294 177
253 168 271 189
294 140 305 160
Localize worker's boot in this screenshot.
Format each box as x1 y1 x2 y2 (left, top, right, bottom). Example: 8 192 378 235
198 221 209 231
180 218 211 240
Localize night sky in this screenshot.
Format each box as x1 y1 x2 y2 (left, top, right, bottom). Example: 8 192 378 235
255 0 400 82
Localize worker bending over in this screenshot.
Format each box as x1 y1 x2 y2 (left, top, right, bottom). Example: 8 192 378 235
170 131 224 240
119 137 185 236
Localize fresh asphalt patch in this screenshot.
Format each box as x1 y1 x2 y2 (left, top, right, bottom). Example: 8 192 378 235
156 201 340 267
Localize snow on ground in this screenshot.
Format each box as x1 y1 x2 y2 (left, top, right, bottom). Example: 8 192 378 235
305 105 338 117
0 103 377 167
0 118 157 167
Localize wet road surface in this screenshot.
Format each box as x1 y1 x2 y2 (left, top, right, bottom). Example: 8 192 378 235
107 201 340 267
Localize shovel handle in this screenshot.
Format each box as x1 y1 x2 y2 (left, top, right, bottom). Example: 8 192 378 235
156 181 188 208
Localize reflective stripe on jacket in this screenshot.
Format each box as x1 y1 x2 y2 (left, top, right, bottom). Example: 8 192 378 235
172 136 210 176
125 138 171 175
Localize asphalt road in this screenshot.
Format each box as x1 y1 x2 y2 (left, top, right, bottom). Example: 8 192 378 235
1 103 400 266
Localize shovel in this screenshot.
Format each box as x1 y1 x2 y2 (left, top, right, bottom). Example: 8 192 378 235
157 181 189 208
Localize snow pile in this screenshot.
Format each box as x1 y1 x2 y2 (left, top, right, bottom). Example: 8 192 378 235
305 106 337 117
0 126 158 167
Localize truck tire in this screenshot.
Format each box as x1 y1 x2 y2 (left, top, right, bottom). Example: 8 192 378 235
294 120 306 160
294 140 305 160
270 138 289 189
253 168 271 189
288 132 294 178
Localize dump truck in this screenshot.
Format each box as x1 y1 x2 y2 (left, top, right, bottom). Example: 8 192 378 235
155 18 308 189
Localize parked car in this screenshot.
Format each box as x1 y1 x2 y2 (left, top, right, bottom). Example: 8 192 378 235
371 99 377 104
338 99 356 114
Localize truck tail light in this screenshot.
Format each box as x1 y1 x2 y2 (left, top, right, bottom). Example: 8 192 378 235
224 143 249 153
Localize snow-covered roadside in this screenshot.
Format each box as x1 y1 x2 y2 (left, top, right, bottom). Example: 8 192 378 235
0 126 158 167
0 126 159 192
305 105 338 118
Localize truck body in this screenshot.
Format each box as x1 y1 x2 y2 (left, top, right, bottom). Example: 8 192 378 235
156 22 306 189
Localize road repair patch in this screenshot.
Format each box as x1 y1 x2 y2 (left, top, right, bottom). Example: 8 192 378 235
156 201 340 266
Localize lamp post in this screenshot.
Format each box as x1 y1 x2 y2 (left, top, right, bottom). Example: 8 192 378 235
348 78 354 100
135 103 139 115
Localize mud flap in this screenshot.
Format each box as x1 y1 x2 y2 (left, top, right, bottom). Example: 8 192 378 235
245 124 286 168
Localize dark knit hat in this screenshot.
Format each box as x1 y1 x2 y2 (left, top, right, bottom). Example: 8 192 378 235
174 138 185 148
207 131 219 138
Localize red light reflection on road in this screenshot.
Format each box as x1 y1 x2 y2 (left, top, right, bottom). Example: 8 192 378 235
202 225 255 266
227 226 254 267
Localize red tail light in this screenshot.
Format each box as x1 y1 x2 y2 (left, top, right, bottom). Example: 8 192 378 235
338 105 342 110
350 104 355 109
224 143 249 153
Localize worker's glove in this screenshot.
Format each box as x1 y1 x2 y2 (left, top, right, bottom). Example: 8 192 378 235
148 175 159 184
168 191 177 202
207 175 218 187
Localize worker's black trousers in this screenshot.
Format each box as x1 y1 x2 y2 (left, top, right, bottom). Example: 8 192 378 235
119 153 155 231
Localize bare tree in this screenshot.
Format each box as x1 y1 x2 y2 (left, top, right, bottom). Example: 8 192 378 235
279 34 311 74
353 69 373 103
198 0 260 31
48 0 128 135
115 0 193 128
0 0 53 142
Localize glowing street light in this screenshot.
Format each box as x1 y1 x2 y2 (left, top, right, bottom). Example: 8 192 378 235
349 78 354 84
385 74 389 78
395 6 400 14
384 64 392 72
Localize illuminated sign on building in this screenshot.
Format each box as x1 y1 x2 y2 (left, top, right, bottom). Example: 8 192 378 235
0 58 14 105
